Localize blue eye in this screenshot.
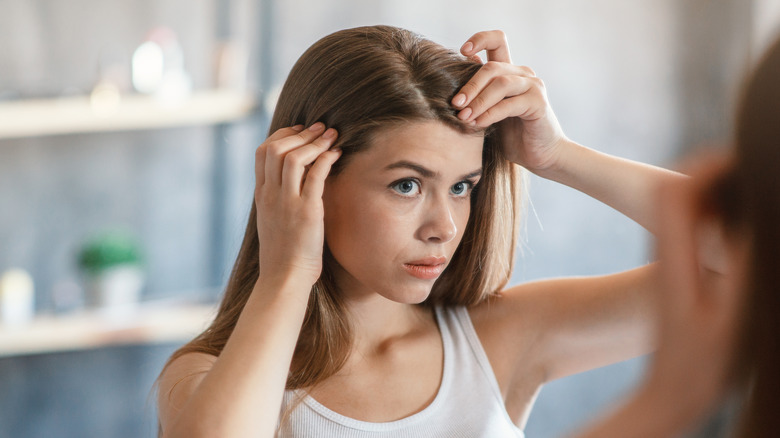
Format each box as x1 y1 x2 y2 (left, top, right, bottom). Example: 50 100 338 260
450 181 474 197
391 179 421 196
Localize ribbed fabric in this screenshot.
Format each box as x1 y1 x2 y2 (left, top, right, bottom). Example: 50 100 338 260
277 306 525 437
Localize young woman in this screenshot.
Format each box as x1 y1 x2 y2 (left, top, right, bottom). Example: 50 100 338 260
576 36 780 438
157 26 681 437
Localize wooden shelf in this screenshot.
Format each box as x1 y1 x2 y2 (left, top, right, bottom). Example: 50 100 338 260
0 303 216 357
0 89 257 139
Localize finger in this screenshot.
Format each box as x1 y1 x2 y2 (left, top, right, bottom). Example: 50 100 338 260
475 92 549 128
282 129 338 196
267 125 305 142
256 125 305 188
452 63 534 109
265 122 327 187
302 149 342 200
255 143 267 188
470 54 483 64
461 75 539 123
461 30 512 63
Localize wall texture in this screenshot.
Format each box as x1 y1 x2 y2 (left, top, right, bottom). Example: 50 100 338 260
0 0 768 437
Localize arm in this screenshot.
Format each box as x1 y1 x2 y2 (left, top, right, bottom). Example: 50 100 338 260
532 140 684 234
158 124 342 437
456 31 668 388
476 264 658 387
573 154 743 437
159 276 314 437
572 385 693 438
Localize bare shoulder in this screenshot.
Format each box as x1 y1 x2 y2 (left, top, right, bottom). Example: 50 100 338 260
468 276 581 393
157 352 218 432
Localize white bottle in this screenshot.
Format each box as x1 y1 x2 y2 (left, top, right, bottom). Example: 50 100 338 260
0 268 35 326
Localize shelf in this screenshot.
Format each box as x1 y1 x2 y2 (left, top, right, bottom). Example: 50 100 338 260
0 303 216 358
0 89 257 139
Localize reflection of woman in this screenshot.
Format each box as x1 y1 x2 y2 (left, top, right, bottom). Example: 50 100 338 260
576 37 780 438
157 26 681 437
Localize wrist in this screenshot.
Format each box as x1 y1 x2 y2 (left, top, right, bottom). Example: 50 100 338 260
257 259 321 288
261 268 316 287
253 269 317 301
241 274 315 327
530 138 582 180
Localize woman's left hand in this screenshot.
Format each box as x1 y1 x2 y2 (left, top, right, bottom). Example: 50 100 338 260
453 30 567 172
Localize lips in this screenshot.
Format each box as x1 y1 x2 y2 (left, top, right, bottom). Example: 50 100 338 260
403 256 447 280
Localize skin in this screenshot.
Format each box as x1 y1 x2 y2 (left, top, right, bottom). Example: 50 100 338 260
323 121 483 306
307 121 484 421
574 154 748 438
157 30 687 437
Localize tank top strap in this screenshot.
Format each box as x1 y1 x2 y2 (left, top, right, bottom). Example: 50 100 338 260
437 305 524 436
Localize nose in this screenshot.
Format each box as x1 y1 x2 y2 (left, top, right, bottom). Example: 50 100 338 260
417 195 457 244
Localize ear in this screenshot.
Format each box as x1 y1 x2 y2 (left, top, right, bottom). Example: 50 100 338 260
694 216 749 324
675 152 746 315
695 217 732 276
654 150 736 306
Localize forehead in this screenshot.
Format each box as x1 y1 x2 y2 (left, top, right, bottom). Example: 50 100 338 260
346 121 484 173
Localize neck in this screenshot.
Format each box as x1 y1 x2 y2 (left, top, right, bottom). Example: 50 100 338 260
348 295 431 352
331 266 434 357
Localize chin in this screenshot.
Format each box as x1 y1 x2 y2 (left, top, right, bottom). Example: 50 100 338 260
381 283 434 305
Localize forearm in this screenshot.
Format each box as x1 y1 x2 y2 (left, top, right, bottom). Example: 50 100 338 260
165 275 312 438
573 384 702 438
535 139 686 234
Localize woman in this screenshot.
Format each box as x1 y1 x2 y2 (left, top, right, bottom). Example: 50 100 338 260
576 36 780 438
157 26 680 437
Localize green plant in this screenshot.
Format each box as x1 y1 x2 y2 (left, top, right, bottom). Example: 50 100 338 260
77 231 144 274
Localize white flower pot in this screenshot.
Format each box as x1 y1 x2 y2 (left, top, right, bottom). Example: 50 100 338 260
85 264 145 315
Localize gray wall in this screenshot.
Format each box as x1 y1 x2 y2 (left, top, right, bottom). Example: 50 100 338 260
0 0 768 437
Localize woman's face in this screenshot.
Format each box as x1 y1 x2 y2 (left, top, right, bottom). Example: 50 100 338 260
322 120 484 304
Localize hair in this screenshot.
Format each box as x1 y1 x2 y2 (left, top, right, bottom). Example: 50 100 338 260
159 24 523 430
712 36 780 438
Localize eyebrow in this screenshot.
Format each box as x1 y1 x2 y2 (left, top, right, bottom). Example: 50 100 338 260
383 160 482 180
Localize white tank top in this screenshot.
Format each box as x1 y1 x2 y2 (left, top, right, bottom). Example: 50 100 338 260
277 306 525 437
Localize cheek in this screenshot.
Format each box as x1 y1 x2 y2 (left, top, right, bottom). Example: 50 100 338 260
323 188 404 266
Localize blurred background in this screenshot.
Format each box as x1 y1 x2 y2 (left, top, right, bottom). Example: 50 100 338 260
1 0 778 437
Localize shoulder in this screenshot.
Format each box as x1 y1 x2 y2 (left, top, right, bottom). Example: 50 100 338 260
468 280 565 392
157 352 217 432
469 275 585 347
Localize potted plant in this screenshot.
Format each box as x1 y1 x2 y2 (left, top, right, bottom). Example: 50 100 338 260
77 231 145 314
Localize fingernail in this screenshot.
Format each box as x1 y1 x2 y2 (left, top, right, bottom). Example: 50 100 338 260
291 124 304 131
322 128 337 139
309 122 325 131
461 41 473 54
458 107 472 121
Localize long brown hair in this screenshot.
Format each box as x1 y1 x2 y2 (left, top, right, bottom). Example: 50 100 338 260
719 37 780 437
162 23 522 408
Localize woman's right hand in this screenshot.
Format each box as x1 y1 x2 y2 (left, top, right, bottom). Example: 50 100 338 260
254 122 341 286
